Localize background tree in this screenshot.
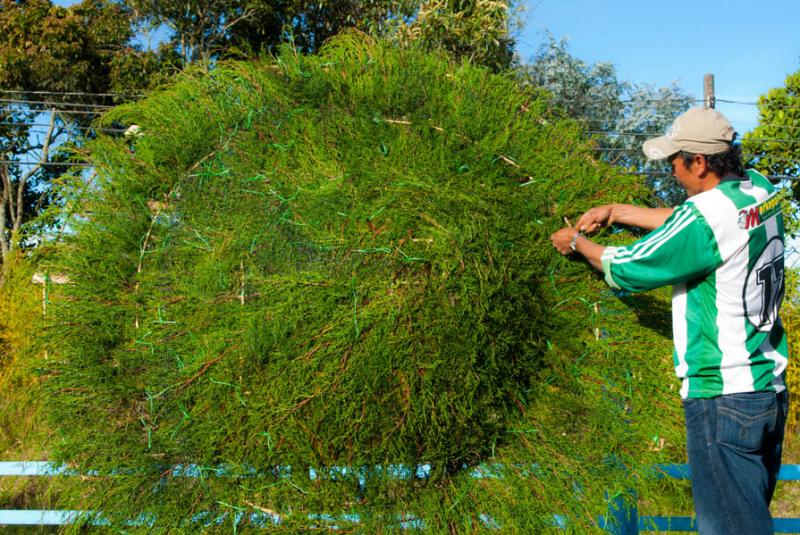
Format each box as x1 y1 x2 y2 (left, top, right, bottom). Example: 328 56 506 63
743 69 800 198
395 0 517 72
520 35 693 206
124 0 426 64
0 0 169 96
0 109 56 262
123 0 515 68
267 1 420 55
124 0 278 64
0 0 170 267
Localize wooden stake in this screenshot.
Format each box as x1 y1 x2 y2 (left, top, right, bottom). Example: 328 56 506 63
240 259 245 306
704 74 715 110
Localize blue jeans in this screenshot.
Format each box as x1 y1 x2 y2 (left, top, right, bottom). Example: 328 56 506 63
683 390 789 535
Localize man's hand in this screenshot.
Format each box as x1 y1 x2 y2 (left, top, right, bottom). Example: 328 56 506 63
576 204 616 234
550 226 606 272
550 227 579 256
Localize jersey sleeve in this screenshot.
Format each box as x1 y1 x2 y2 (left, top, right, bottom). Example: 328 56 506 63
600 203 722 292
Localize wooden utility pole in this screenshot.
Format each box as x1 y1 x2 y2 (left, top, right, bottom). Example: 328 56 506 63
704 74 715 109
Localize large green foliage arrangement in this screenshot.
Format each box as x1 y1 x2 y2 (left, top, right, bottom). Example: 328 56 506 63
43 34 684 532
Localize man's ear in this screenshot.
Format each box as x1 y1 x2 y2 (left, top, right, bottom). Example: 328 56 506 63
693 154 708 176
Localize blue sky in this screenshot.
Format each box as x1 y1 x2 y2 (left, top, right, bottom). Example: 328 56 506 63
516 0 800 134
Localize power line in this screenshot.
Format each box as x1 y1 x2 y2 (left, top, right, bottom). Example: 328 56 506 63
591 148 800 167
2 119 794 142
742 138 800 145
0 107 102 116
547 97 800 111
627 171 800 182
749 124 800 130
716 99 759 106
582 119 799 131
587 131 799 144
0 160 91 168
548 98 701 105
5 161 796 181
2 90 798 112
1 121 126 133
588 130 662 137
716 99 800 110
743 155 800 164
0 90 797 177
0 89 143 99
591 146 799 158
0 98 116 110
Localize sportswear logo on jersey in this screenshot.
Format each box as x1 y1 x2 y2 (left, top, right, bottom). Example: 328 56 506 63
744 236 785 331
737 194 782 230
738 207 759 229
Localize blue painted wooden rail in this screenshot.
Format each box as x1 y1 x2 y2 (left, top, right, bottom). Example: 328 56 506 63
604 464 800 534
2 461 800 531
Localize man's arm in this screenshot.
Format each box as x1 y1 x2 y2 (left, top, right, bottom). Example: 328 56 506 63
551 204 674 271
552 204 720 294
576 204 674 233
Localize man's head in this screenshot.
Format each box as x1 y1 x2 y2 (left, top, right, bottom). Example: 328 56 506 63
643 108 744 194
643 107 735 160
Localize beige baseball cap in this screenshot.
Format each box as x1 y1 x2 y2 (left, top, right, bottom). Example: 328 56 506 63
642 107 735 160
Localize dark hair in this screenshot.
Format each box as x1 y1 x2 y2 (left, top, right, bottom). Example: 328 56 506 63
673 134 744 178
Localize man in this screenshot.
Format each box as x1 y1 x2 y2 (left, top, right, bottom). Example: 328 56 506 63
551 108 789 535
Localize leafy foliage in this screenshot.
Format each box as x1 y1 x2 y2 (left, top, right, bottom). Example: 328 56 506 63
41 35 684 532
271 0 419 55
125 0 516 70
0 0 165 96
395 0 516 72
743 69 800 198
126 0 280 64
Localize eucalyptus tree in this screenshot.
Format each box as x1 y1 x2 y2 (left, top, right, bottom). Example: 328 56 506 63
520 35 694 206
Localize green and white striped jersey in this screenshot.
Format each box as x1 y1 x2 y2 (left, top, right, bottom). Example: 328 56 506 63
601 170 788 399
